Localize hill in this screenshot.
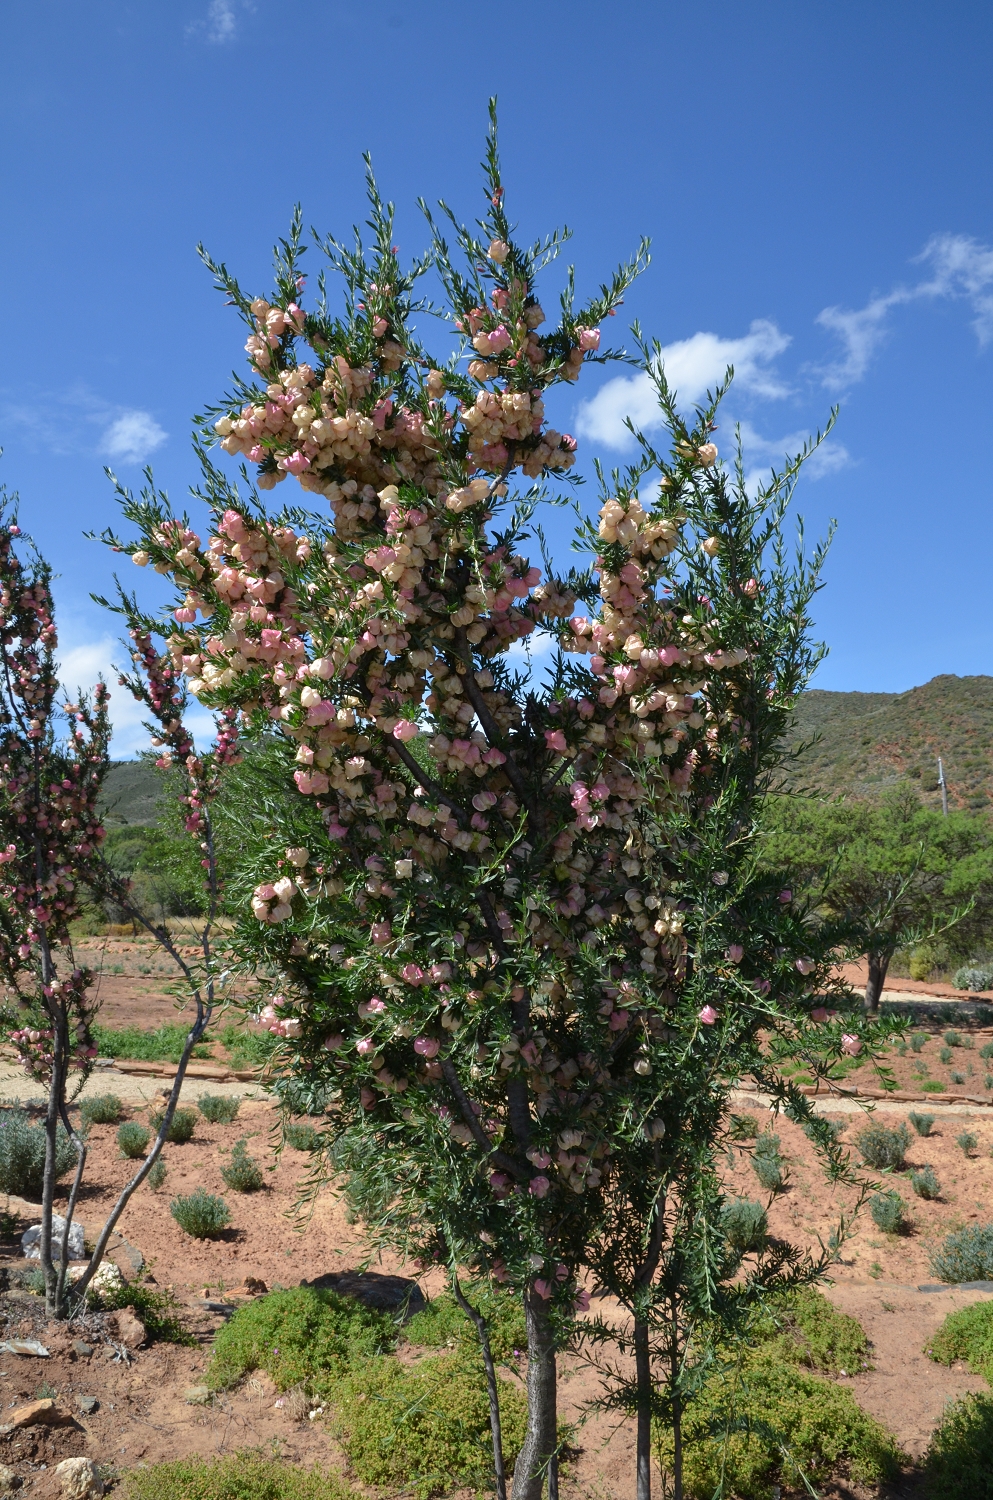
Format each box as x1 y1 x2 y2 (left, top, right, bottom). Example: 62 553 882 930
785 674 993 811
98 759 165 827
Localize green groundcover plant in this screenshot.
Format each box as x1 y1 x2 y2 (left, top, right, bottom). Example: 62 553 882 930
928 1299 993 1381
207 1286 395 1393
931 1224 993 1283
120 1450 356 1500
924 1392 993 1499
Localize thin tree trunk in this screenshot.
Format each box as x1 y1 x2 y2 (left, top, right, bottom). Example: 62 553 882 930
670 1298 682 1500
452 1275 507 1500
635 1317 652 1500
512 1290 557 1500
864 950 890 1014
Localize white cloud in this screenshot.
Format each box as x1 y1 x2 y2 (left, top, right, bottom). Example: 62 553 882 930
101 411 167 466
816 232 993 388
575 320 791 450
187 0 254 43
735 420 850 496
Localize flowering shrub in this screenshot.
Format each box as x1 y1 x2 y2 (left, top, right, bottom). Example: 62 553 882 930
105 111 896 1500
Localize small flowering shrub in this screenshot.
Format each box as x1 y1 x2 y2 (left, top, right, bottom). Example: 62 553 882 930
220 1138 264 1192
720 1197 767 1253
198 1093 241 1125
869 1191 906 1235
931 1224 993 1283
151 1106 197 1143
117 1121 151 1159
908 1110 935 1136
911 1165 941 1200
336 1351 528 1500
855 1122 909 1171
207 1286 394 1393
0 1109 75 1197
79 1093 125 1125
171 1190 231 1239
924 1393 993 1500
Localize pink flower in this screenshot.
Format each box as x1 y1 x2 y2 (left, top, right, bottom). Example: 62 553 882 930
489 1172 510 1198
809 1007 828 1023
414 1036 440 1058
360 1087 377 1110
608 1009 630 1031
755 979 771 995
841 1033 862 1057
576 327 601 352
356 1038 376 1056
796 958 815 975
323 1034 345 1051
533 1278 553 1299
726 944 744 963
778 889 792 904
573 1289 591 1313
544 729 567 753
393 720 419 741
527 1150 552 1169
529 1175 550 1198
401 963 426 986
698 1005 718 1025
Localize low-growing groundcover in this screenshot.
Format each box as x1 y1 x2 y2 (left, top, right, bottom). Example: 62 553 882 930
403 1285 527 1362
924 1393 993 1499
334 1351 527 1499
654 1291 897 1499
207 1287 395 1394
120 1450 356 1500
93 1022 213 1064
928 1299 993 1382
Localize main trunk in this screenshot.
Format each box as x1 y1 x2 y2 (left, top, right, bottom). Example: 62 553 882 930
512 1290 557 1500
864 950 890 1014
635 1317 652 1500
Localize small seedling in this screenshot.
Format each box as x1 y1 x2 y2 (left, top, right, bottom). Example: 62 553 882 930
868 1261 884 1279
980 1041 993 1061
146 1158 167 1191
909 1111 935 1137
951 1071 967 1085
939 1046 954 1065
911 1165 941 1199
220 1139 264 1193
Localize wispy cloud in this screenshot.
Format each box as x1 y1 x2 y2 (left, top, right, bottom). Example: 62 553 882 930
735 420 850 495
57 630 215 758
187 0 253 44
816 232 993 389
575 320 791 450
101 410 167 465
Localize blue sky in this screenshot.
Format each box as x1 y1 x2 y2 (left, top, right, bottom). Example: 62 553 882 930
2 0 992 752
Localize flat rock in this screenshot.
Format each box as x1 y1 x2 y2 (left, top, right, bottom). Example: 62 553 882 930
301 1269 426 1315
0 1338 49 1357
0 1397 71 1433
76 1396 98 1416
184 1385 211 1405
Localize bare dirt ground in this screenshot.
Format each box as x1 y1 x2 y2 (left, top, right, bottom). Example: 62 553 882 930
2 942 993 1496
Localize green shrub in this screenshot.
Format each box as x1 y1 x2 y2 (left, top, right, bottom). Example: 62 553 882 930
655 1352 901 1499
909 1110 935 1136
728 1113 758 1140
951 1070 967 1085
932 1224 993 1283
940 1045 954 1064
987 1075 993 1091
117 1121 151 1159
335 1352 527 1499
944 1030 963 1048
218 1023 279 1070
869 1191 906 1234
171 1190 230 1239
957 1130 979 1156
923 1079 947 1092
198 1094 241 1125
93 1022 212 1064
954 965 993 993
90 1279 194 1345
981 1041 993 1061
751 1153 784 1192
855 1121 909 1170
928 1300 993 1381
910 946 936 981
207 1286 395 1394
771 1287 871 1374
146 1158 167 1191
0 1109 75 1196
405 1286 526 1362
924 1392 993 1499
221 1139 264 1193
720 1198 768 1253
79 1093 125 1125
911 1165 941 1199
151 1106 197 1143
284 1122 319 1152
910 1032 928 1052
119 1451 355 1500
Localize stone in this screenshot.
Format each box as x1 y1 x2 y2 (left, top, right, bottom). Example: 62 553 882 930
55 1458 104 1499
0 1398 69 1433
76 1396 98 1416
0 1464 21 1495
105 1309 145 1349
21 1216 84 1261
0 1339 49 1357
71 1341 94 1359
301 1270 426 1315
184 1385 211 1405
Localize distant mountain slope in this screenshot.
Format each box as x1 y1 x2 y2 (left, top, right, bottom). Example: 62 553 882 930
98 760 165 827
785 674 993 811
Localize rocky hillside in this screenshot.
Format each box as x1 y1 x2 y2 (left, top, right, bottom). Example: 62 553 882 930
785 674 993 811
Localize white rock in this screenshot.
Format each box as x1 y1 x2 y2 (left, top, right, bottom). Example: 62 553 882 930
55 1458 103 1499
21 1216 84 1261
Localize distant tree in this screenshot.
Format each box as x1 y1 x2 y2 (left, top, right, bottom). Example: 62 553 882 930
762 785 993 1010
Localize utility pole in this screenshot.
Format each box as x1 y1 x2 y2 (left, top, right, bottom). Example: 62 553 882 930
937 757 949 817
